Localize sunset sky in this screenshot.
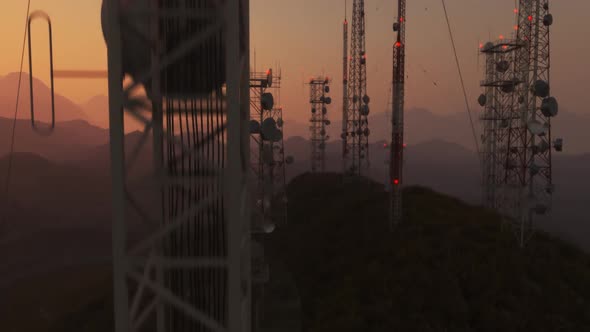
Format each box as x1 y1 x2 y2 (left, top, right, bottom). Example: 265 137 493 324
1 0 589 124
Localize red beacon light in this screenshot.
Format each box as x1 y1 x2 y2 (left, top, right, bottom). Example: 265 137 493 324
528 15 533 21
395 41 401 48
393 179 400 185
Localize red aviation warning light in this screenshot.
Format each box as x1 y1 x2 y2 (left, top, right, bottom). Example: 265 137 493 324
514 8 518 13
528 15 533 21
393 179 400 185
395 41 401 48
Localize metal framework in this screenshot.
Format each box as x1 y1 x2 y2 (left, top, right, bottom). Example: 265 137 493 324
249 69 287 229
504 0 559 247
479 39 523 211
342 14 349 172
309 77 332 173
343 0 370 175
104 1 251 331
389 0 406 228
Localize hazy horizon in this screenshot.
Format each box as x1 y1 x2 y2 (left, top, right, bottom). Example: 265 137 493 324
1 0 589 125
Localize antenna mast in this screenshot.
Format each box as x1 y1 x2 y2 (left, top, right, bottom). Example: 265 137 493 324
309 76 332 173
342 1 349 172
343 0 370 176
389 0 406 228
505 0 560 247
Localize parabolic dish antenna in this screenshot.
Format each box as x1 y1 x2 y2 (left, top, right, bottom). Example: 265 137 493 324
360 104 370 116
543 14 553 26
362 95 370 104
541 97 558 117
478 94 487 107
324 85 330 93
324 97 332 105
262 220 275 233
261 92 274 110
250 120 260 134
527 120 546 136
554 138 563 151
322 107 327 115
267 68 273 87
483 42 494 51
325 120 331 125
533 80 550 98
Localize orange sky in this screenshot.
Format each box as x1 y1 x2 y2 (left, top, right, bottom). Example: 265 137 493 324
1 0 589 124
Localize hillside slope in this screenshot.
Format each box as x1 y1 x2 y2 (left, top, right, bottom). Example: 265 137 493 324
267 173 590 331
3 174 589 331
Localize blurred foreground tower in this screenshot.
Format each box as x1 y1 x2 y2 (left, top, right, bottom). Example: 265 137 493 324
308 77 332 173
102 0 251 331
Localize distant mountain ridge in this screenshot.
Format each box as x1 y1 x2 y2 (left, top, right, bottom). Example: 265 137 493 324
285 107 590 154
0 72 89 123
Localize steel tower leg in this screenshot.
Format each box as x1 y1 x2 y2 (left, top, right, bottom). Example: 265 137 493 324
106 0 251 331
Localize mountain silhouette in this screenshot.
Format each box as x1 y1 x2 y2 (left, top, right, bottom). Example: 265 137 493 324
0 116 109 162
0 72 89 123
287 107 590 154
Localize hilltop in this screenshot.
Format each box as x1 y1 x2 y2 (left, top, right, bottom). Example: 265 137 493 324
266 173 590 331
4 173 589 331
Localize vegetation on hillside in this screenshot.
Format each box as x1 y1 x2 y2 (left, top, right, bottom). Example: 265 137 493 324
266 173 590 331
4 173 590 331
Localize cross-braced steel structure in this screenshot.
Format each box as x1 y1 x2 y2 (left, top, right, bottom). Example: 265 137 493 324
103 0 251 331
341 13 348 172
478 39 524 212
389 0 406 229
504 0 560 247
309 77 332 173
249 69 287 230
343 0 370 175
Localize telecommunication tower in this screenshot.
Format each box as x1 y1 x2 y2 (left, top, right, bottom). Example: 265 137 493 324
342 9 349 172
343 0 370 176
478 39 524 211
506 1 561 247
309 77 332 173
479 2 561 247
249 69 288 230
102 1 251 331
389 0 406 228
